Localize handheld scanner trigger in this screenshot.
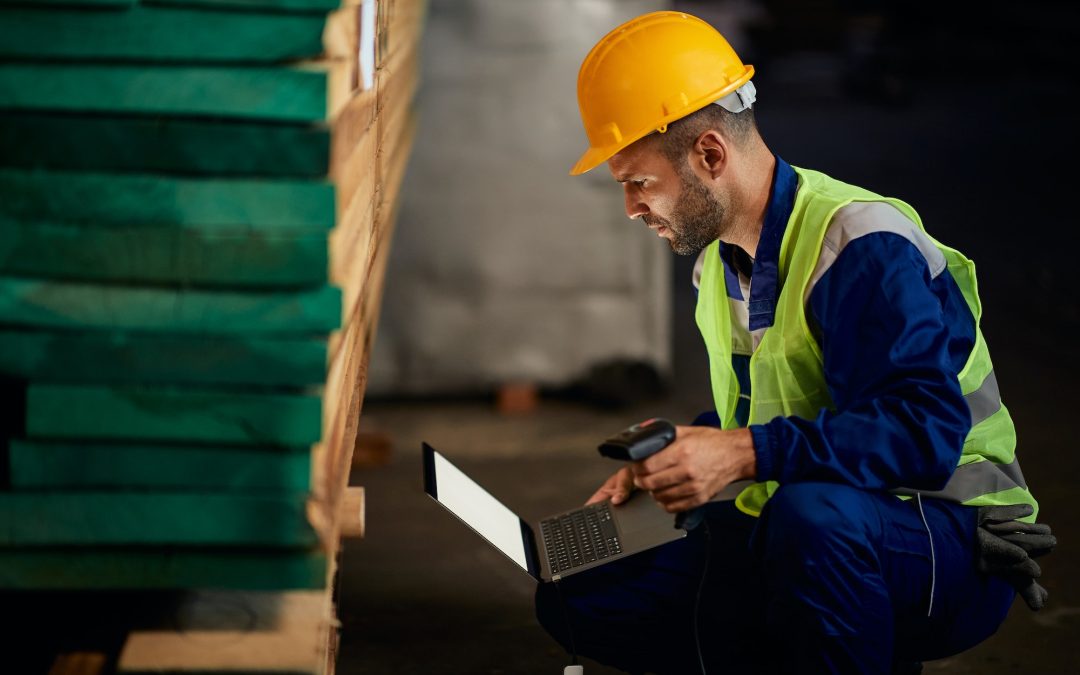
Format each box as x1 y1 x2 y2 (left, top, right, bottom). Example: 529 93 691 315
597 418 677 461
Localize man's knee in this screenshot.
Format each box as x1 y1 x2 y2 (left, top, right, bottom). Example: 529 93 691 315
758 482 879 561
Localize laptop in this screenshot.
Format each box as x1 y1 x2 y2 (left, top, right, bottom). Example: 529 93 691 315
422 442 687 582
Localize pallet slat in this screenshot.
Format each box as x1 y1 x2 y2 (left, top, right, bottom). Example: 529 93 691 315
26 385 323 446
0 169 335 230
138 0 345 13
0 6 331 62
10 440 311 490
119 591 332 673
0 551 326 589
0 331 328 386
0 62 353 123
0 493 316 546
0 221 329 287
0 278 341 335
0 113 331 177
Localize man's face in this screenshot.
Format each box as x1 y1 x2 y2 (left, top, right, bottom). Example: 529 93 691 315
607 141 727 256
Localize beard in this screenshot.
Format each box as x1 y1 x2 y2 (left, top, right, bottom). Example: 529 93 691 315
642 169 727 256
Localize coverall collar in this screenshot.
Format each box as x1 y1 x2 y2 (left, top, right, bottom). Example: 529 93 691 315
718 155 797 331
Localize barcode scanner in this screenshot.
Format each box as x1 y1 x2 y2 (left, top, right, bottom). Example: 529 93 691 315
597 418 676 461
599 417 698 531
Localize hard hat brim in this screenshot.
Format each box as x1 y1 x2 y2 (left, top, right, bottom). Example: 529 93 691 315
569 145 613 176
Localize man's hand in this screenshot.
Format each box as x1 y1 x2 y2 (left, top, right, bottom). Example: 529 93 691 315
630 426 756 513
586 466 635 506
976 503 1056 611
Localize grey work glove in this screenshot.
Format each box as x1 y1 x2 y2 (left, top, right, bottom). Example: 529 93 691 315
976 504 1056 611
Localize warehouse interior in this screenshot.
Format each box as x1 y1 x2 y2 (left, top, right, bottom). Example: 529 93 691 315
1 0 1078 673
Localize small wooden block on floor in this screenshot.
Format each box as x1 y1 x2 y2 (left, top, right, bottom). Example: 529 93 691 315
497 382 539 415
351 430 392 468
49 652 106 675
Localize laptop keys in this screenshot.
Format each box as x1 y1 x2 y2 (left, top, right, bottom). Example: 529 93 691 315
540 502 623 574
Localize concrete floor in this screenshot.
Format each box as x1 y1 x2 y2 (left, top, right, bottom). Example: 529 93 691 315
337 15 1079 673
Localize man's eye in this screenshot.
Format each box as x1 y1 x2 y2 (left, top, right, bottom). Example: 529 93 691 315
634 180 647 188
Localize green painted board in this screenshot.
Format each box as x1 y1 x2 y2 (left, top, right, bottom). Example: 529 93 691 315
0 331 328 386
0 0 340 12
0 6 327 62
9 439 311 490
0 0 135 7
0 169 335 229
0 493 316 546
0 0 341 10
0 548 325 590
0 220 329 287
26 385 323 446
0 62 334 123
0 112 330 176
151 0 342 13
0 278 341 335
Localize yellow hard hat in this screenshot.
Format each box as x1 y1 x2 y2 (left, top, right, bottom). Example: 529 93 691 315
570 11 755 176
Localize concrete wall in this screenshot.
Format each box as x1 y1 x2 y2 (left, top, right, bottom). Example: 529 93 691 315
369 0 672 395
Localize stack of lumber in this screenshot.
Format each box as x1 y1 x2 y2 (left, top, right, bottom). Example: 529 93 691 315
0 0 422 670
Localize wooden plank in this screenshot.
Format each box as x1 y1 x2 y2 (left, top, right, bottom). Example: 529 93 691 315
9 439 311 490
0 279 341 335
338 487 365 538
0 6 330 62
48 653 106 675
0 112 331 177
330 78 417 323
309 118 408 546
26 385 323 446
0 169 335 230
0 61 354 123
0 221 329 287
118 591 332 674
0 331 328 386
0 550 326 590
0 493 316 546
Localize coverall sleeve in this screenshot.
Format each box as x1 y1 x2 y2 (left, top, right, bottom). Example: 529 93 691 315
749 232 975 490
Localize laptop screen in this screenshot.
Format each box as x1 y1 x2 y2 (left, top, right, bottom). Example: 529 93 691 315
423 445 530 572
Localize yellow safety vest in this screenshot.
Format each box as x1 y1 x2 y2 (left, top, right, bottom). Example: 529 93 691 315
695 167 1038 519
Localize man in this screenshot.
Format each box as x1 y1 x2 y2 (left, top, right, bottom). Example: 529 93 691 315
535 11 1053 674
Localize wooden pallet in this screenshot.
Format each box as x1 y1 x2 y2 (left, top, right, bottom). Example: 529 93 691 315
0 1 423 672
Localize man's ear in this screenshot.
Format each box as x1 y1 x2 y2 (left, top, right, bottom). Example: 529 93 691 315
693 129 727 180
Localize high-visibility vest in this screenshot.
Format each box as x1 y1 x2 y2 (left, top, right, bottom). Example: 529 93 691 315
695 166 1038 519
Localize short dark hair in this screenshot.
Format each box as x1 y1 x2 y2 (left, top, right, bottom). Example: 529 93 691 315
650 104 757 170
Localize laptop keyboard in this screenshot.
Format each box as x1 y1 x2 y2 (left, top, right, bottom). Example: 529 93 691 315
539 502 622 574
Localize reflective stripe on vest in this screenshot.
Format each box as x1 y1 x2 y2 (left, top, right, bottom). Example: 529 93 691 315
894 455 1028 501
695 167 1038 520
967 369 1001 427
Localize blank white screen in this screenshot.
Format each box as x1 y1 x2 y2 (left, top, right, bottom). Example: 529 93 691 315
433 452 529 572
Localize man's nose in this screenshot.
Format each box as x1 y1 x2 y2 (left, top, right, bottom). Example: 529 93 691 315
624 189 648 220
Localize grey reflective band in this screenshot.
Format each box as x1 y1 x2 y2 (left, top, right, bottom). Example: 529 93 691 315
714 81 756 113
805 202 947 305
893 456 1027 502
965 369 1002 427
